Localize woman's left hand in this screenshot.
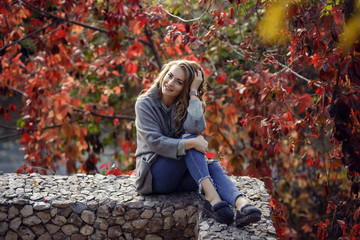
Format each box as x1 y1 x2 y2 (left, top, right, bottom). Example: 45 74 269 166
184 135 208 154
190 69 204 91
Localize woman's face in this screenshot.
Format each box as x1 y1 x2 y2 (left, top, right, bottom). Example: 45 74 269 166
161 64 186 101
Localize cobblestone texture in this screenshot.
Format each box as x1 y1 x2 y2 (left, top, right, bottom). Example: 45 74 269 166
0 173 276 239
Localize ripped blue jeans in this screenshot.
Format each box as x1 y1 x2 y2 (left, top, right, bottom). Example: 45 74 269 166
150 135 245 207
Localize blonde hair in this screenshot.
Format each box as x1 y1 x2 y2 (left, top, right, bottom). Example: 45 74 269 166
144 59 207 137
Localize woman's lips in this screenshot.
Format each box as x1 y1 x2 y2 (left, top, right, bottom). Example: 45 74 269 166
164 85 173 91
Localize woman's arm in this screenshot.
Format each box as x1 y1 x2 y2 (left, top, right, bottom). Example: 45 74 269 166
136 99 181 159
184 135 208 154
183 99 206 133
183 69 206 133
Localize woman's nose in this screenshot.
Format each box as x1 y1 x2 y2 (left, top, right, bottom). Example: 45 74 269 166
168 79 175 86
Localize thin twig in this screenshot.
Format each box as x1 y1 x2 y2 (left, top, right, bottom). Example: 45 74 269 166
73 108 135 121
238 138 245 151
0 123 20 131
0 122 65 132
0 132 21 140
0 23 51 52
159 4 209 23
0 109 134 137
29 166 56 175
144 23 163 69
225 40 317 86
42 22 66 39
83 57 113 82
21 0 154 48
126 36 151 47
281 91 301 120
5 85 29 98
18 164 57 175
275 60 316 86
21 1 109 34
20 0 162 70
216 125 236 153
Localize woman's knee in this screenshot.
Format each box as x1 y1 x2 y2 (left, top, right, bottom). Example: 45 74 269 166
207 160 224 171
186 148 206 160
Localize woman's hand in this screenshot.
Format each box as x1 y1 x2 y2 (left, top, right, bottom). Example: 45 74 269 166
184 135 208 154
190 69 204 91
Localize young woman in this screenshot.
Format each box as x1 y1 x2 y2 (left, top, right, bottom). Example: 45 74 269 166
134 59 261 226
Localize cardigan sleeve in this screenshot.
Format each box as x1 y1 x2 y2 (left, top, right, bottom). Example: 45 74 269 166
183 98 206 134
177 139 186 156
135 99 182 159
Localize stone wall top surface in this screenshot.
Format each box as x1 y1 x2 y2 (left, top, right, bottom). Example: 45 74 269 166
0 173 276 240
1 173 140 205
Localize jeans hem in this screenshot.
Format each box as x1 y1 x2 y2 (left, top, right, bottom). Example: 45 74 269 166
197 176 214 194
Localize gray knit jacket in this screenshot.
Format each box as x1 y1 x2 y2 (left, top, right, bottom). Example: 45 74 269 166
134 88 206 194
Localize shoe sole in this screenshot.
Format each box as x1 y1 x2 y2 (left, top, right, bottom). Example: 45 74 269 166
236 212 261 227
201 205 234 225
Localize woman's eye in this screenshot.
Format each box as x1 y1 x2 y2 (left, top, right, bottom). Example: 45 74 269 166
177 81 183 85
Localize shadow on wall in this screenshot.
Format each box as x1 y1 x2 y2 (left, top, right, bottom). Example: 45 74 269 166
0 95 24 173
0 138 24 173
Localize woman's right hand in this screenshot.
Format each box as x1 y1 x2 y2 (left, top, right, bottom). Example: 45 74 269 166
185 135 208 154
190 69 204 92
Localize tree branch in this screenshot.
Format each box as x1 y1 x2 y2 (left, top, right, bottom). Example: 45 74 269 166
21 1 109 34
144 23 163 69
73 108 135 121
5 85 29 98
0 132 21 140
225 40 318 87
274 60 317 86
159 4 210 23
20 0 156 49
216 125 236 154
20 0 160 69
0 122 67 132
125 36 151 47
0 123 21 131
0 107 134 135
0 23 51 52
82 57 113 82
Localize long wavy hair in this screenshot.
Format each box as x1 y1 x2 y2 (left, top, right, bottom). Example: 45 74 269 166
143 60 207 137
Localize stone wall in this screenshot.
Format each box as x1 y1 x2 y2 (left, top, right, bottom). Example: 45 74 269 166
0 173 276 240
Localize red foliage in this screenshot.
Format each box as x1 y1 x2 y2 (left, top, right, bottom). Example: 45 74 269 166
106 168 121 176
270 196 287 237
215 73 227 84
205 152 216 159
99 162 110 170
1 0 360 239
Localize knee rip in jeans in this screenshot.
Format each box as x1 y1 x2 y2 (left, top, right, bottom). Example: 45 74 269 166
197 176 216 194
206 159 217 164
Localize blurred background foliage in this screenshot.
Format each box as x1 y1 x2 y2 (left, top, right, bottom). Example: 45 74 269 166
1 0 360 239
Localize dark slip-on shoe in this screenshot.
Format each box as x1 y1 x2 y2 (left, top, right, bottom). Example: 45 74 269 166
199 194 234 225
236 203 262 227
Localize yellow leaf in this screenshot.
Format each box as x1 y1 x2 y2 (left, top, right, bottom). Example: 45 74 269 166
258 2 289 45
339 14 360 51
32 180 39 187
250 194 261 200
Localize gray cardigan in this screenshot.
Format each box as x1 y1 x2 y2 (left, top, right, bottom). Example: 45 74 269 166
134 88 206 194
